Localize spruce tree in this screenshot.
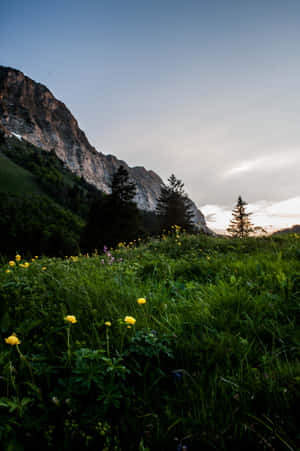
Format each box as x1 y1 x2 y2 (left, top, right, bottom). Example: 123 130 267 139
156 174 195 232
111 165 137 202
0 128 5 145
227 195 254 238
80 165 142 251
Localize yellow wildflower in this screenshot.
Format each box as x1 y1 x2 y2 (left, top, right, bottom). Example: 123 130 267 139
31 258 35 262
5 332 21 346
137 298 146 305
65 315 77 324
6 269 11 274
127 325 132 329
42 267 47 270
124 316 136 325
9 261 15 267
105 321 111 327
23 262 30 268
15 254 21 262
35 256 38 259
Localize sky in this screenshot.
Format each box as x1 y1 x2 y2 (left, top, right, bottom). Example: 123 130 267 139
1 0 300 232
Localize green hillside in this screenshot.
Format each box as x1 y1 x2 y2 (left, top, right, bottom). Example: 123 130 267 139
0 151 44 195
0 135 101 218
0 232 299 450
0 135 99 257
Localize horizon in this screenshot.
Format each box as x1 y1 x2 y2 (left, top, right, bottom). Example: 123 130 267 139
1 1 300 232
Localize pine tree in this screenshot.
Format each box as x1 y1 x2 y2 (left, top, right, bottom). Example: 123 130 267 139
227 195 254 238
111 165 137 202
80 165 142 251
156 174 195 232
0 128 5 145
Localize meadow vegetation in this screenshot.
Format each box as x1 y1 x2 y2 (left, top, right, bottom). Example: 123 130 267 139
0 231 299 450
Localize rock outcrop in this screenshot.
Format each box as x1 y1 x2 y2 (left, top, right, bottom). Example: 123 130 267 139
0 66 209 231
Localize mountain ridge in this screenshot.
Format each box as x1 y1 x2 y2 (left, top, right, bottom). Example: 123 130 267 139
0 65 209 231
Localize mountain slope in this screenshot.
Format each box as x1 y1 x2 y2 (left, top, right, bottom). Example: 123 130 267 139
0 151 44 195
272 225 300 235
0 66 209 231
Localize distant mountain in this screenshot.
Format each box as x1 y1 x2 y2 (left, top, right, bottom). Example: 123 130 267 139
272 225 300 235
0 65 209 232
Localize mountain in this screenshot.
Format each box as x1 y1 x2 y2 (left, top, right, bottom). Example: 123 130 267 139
272 225 300 235
0 65 209 231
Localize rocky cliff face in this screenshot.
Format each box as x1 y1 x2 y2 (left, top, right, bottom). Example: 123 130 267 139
0 66 209 231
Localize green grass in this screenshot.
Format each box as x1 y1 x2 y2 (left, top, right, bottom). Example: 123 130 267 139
0 232 299 450
0 151 44 195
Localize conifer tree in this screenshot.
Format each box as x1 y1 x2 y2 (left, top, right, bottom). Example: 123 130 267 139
156 174 195 232
80 165 142 251
111 165 137 202
0 128 5 145
227 195 254 238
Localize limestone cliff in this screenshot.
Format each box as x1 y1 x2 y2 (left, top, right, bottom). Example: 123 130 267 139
0 66 209 231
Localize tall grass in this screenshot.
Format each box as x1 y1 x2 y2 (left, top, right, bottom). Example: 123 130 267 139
0 233 299 450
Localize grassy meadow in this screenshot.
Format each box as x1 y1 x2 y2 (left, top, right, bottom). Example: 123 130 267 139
0 230 299 450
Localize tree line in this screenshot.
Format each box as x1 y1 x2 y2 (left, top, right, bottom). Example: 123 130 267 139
80 166 197 253
0 130 199 256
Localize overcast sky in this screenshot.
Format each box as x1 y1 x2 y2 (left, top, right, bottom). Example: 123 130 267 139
1 0 300 231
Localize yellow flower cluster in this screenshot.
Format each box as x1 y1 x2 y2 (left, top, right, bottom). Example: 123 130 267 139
172 225 181 231
137 298 146 305
172 225 182 246
124 316 136 325
6 254 38 270
65 315 77 324
105 321 111 327
5 332 21 346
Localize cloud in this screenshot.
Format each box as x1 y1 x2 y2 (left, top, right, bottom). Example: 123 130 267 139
223 151 300 178
201 196 300 232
